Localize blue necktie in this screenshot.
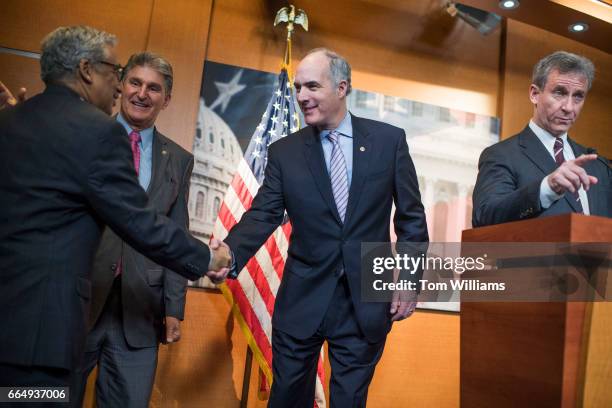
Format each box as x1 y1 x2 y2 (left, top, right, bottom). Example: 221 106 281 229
328 131 349 222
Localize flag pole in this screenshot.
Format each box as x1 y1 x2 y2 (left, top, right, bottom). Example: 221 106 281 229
274 4 309 82
236 4 310 406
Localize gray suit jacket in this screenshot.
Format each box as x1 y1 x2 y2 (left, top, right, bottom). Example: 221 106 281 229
473 126 611 227
88 130 194 348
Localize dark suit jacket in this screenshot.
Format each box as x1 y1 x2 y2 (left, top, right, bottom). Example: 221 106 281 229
0 85 209 371
473 126 611 227
89 130 193 348
225 115 428 343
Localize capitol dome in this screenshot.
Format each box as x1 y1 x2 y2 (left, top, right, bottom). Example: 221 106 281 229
188 98 242 244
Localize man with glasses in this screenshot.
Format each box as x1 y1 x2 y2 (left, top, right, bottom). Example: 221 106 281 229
72 52 194 407
0 26 230 389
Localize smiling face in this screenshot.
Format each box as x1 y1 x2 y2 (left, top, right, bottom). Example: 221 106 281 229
529 69 588 136
294 51 348 131
120 65 170 130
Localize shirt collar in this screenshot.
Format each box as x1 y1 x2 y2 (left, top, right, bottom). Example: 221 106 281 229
320 111 353 140
529 119 568 152
117 112 154 149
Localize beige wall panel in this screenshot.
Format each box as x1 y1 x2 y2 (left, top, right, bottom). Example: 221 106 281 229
582 303 612 407
368 311 460 407
503 20 612 158
153 290 244 407
0 0 151 61
145 0 214 152
206 0 500 116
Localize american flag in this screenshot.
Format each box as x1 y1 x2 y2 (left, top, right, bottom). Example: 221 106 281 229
214 68 327 407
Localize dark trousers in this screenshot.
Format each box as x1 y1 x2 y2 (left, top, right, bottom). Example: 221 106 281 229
71 279 158 408
269 276 387 408
0 363 71 407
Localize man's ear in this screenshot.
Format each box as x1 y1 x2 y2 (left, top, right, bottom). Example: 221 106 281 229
337 80 348 98
528 84 540 105
162 93 172 110
78 59 94 84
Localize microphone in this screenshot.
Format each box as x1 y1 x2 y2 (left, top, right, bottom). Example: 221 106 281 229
585 147 611 170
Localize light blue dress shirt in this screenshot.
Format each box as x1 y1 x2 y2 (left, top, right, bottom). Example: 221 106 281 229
117 113 154 190
319 112 354 187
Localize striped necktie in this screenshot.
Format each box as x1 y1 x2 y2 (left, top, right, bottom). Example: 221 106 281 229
554 137 583 213
328 130 349 222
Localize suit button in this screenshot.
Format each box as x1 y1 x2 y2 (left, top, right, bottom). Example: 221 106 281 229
110 263 118 272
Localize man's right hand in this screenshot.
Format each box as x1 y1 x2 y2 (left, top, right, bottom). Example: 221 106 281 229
547 154 598 194
207 238 231 284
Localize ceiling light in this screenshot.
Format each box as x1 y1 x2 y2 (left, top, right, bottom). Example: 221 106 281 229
568 22 589 32
499 0 519 10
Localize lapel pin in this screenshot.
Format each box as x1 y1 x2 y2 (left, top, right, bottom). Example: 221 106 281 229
162 150 167 155
359 146 366 152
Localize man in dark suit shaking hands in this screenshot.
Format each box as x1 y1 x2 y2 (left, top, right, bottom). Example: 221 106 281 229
216 48 428 407
71 52 194 407
473 51 611 227
0 26 229 389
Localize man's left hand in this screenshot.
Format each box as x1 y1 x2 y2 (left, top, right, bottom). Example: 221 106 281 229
165 316 181 343
389 289 418 322
0 81 26 110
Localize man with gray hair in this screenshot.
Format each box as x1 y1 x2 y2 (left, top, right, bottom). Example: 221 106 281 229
72 52 194 407
0 26 229 389
215 48 428 407
473 51 611 227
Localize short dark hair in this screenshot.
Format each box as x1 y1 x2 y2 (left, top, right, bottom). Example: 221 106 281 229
532 51 595 90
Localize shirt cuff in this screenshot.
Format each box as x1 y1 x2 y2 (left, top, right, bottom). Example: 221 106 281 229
228 250 238 279
540 176 563 209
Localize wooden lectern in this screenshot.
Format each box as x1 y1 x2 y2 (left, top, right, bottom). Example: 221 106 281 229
461 214 612 408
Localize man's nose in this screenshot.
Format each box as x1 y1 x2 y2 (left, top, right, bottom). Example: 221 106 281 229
137 86 147 99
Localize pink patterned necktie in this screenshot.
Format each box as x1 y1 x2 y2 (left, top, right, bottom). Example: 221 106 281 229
129 130 141 174
115 131 142 277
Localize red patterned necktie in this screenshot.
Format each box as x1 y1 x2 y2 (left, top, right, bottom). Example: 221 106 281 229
554 137 583 213
115 130 142 277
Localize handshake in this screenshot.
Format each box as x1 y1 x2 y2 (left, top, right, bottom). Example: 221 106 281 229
206 238 233 284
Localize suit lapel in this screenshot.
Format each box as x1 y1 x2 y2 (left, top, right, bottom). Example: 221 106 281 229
344 115 371 227
520 127 583 213
303 126 343 225
519 126 557 177
147 130 170 200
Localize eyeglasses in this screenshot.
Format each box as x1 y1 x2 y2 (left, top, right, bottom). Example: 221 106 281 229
97 60 124 80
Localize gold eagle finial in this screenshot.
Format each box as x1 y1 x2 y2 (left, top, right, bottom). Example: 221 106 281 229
274 5 308 41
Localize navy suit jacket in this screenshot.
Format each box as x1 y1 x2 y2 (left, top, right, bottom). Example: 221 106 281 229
0 85 209 370
225 114 428 342
473 126 611 227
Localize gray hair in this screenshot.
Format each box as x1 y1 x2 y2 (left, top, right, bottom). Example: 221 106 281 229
123 52 174 95
532 51 595 90
307 48 352 95
40 25 117 84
